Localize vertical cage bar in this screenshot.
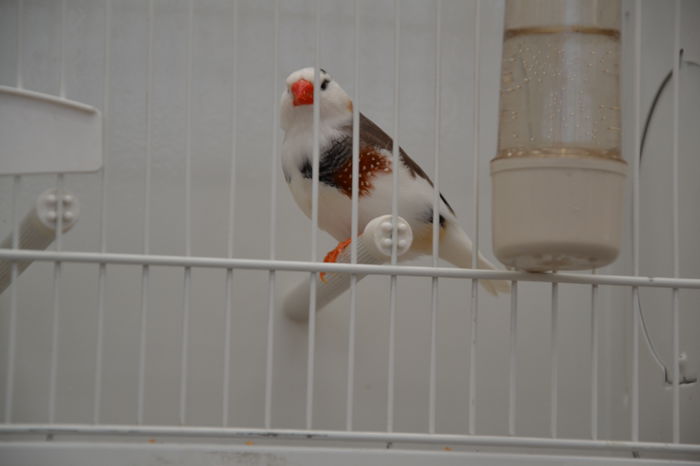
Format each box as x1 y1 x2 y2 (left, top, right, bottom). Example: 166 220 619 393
185 0 194 256
137 267 149 424
179 0 195 426
468 281 478 434
264 0 280 430
387 275 397 433
5 12 24 416
590 282 599 440
428 0 443 435
428 277 438 434
346 0 361 432
222 0 239 428
4 176 22 422
55 0 68 246
48 263 61 423
98 0 111 257
11 186 21 292
269 0 280 260
51 11 68 421
389 0 400 259
350 3 360 266
265 269 275 429
16 0 24 89
268 0 279 263
389 1 400 266
630 0 642 442
143 0 154 256
508 280 518 436
306 0 322 430
672 288 680 443
346 272 357 430
631 287 639 441
550 283 559 438
48 266 62 423
59 0 67 98
386 0 401 434
48 173 65 423
179 268 191 425
94 262 106 423
430 0 442 265
670 0 681 444
468 0 481 435
671 7 680 281
309 0 321 266
184 0 193 258
55 0 67 248
137 0 155 426
305 272 316 429
222 268 233 427
227 0 238 267
54 176 65 251
471 0 481 271
137 265 150 422
94 0 112 424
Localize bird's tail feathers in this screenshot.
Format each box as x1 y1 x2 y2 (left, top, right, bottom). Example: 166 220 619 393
439 223 510 296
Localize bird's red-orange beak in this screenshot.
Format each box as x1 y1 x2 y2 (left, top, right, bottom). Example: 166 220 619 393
290 79 314 106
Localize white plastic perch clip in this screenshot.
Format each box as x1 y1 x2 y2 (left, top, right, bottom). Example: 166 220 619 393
283 215 413 322
0 188 80 294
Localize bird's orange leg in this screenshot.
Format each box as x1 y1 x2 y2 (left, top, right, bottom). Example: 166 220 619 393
320 238 352 283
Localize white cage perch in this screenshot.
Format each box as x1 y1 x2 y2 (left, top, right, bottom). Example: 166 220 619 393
284 214 413 322
0 189 80 294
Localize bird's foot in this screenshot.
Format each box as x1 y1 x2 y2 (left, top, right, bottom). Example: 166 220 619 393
320 238 352 283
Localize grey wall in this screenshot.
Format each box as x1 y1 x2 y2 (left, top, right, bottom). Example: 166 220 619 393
0 0 697 444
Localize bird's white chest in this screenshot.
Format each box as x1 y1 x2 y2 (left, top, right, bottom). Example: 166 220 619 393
285 169 354 239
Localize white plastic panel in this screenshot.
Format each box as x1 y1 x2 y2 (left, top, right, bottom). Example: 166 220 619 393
0 86 102 175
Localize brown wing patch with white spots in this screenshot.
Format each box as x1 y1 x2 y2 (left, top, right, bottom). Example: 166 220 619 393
357 112 455 215
332 145 392 197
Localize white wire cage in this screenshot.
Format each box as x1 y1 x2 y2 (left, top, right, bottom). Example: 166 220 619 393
0 0 699 464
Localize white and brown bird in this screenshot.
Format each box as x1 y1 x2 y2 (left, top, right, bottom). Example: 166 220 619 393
280 67 509 295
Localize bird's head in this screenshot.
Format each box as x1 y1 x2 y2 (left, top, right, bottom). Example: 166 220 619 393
280 67 353 131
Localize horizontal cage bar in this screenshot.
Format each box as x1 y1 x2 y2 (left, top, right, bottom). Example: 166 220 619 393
1 424 698 455
1 249 699 289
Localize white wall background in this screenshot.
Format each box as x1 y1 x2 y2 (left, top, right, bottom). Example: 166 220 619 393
0 0 698 445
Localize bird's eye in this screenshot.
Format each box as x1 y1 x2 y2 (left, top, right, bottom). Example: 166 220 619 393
320 79 330 91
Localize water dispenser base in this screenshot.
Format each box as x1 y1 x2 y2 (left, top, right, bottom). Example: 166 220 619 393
491 155 627 272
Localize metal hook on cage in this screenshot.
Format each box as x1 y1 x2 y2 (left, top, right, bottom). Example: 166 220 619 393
283 215 413 322
0 188 80 294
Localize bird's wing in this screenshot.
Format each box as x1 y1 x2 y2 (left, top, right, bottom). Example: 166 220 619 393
357 113 456 216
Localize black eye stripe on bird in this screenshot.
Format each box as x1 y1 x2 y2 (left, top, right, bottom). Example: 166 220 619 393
280 67 510 296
